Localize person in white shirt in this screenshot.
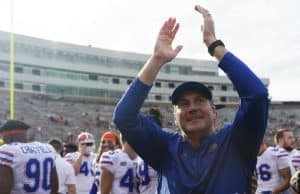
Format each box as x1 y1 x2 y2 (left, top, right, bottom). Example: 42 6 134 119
0 120 58 194
48 138 76 194
136 157 158 194
256 141 291 194
65 132 96 194
275 129 297 172
275 128 298 194
135 108 162 194
100 133 139 194
90 131 121 194
291 149 300 171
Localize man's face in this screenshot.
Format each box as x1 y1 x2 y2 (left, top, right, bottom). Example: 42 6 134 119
282 131 294 151
174 90 216 136
78 142 95 155
100 138 116 153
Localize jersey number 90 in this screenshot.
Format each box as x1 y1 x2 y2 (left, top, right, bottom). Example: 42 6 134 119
23 157 54 192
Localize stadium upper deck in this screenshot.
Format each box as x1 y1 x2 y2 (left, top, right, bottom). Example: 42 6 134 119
0 31 269 104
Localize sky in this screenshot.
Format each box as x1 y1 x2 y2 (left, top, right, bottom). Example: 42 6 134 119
0 0 300 101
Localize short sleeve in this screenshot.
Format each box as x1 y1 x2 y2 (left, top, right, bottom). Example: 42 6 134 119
64 152 77 163
292 151 300 170
0 145 14 167
276 148 290 170
100 150 116 174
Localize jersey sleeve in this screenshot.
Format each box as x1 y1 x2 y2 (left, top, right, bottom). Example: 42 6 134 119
64 152 77 163
0 145 14 167
100 150 116 174
292 151 300 170
276 148 290 170
65 163 76 184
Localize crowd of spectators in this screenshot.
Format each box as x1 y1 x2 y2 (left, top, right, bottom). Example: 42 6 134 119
0 92 299 147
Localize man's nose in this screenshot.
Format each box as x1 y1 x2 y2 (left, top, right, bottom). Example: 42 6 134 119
188 103 199 114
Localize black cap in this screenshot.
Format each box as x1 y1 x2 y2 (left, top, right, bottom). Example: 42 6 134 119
171 81 212 105
0 120 30 132
48 138 62 145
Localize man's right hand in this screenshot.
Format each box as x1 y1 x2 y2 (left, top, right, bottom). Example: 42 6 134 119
152 17 183 66
138 17 182 86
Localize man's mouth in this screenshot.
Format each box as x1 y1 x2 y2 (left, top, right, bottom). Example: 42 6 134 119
187 116 203 121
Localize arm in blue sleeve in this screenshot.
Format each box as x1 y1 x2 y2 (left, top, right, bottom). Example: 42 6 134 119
113 78 169 170
219 52 270 161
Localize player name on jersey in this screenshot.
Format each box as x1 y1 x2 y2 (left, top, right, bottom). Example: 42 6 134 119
20 144 53 154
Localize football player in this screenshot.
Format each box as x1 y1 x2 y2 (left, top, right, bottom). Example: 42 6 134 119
256 141 291 193
136 157 158 194
100 133 138 194
275 129 297 173
135 108 162 194
48 138 76 194
0 120 58 194
90 131 120 194
65 132 96 194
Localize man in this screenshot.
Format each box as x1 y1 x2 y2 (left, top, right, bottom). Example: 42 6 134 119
65 132 96 194
63 142 78 157
90 131 120 194
275 129 297 173
96 131 121 163
100 134 139 194
0 120 58 194
113 4 269 194
256 141 291 193
48 138 77 194
136 108 161 194
136 157 158 194
275 129 298 194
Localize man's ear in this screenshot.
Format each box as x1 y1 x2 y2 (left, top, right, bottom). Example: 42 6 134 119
174 118 178 127
212 105 218 128
213 106 217 119
173 106 179 127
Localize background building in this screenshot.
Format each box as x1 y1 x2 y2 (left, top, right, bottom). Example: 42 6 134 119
2 31 298 148
0 31 269 104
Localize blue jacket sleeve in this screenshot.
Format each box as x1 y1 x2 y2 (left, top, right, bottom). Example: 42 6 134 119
219 52 270 162
113 79 170 170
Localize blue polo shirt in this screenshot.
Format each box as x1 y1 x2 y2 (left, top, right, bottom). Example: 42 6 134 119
113 52 269 194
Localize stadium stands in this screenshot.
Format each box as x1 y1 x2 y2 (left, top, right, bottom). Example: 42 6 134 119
0 91 299 147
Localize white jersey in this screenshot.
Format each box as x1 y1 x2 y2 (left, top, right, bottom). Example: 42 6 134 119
136 157 158 194
0 142 56 194
65 151 96 194
92 159 102 194
282 148 299 194
256 147 290 193
287 149 299 175
291 149 300 171
55 153 76 194
100 149 138 194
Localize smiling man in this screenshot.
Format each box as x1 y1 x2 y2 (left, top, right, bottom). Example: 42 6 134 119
113 4 269 194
